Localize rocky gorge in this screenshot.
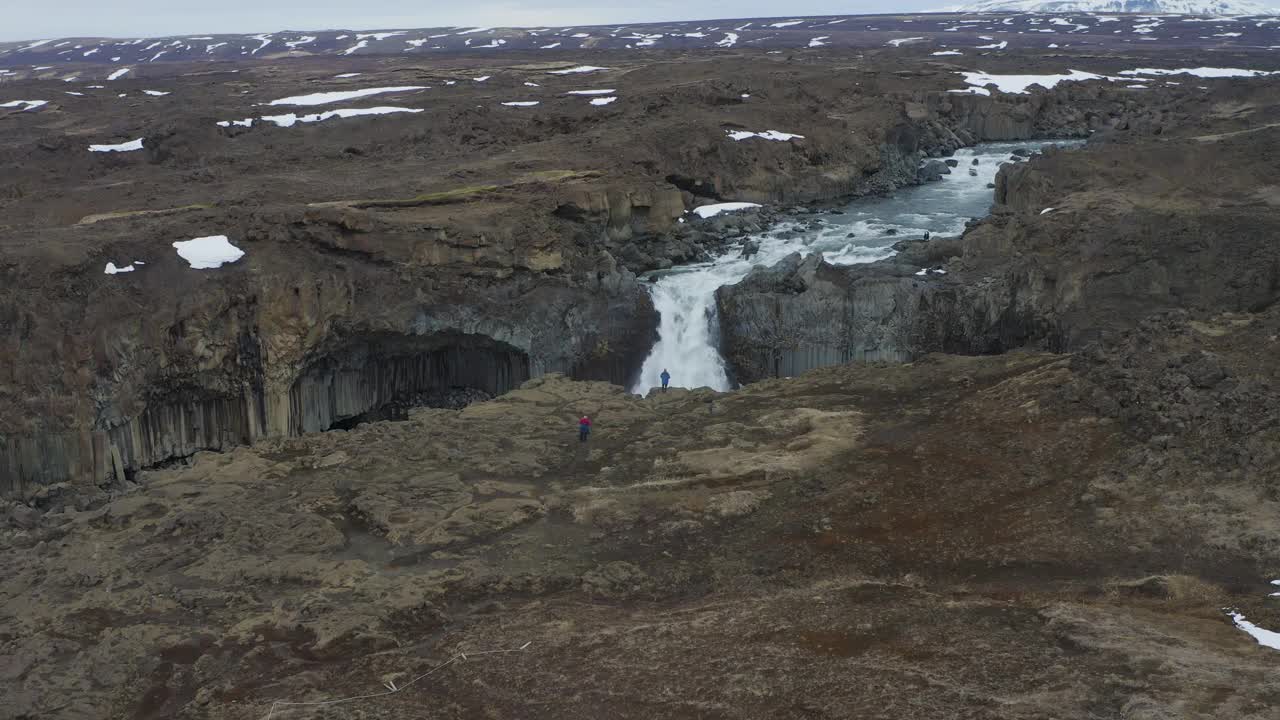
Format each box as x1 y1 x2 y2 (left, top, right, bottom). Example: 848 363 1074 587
716 79 1280 383
0 49 1192 491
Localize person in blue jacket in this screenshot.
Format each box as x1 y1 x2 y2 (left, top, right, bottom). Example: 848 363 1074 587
579 415 592 442
660 369 671 390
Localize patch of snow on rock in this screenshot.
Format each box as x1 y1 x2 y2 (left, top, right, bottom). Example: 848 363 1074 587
809 36 830 47
717 33 739 47
959 70 1103 94
258 106 423 127
727 129 805 142
107 68 131 80
142 90 169 96
1120 67 1275 78
566 89 617 95
268 86 427 106
692 202 761 219
502 101 540 107
1228 611 1280 651
933 50 963 55
888 36 927 46
334 73 362 78
0 100 49 111
104 262 135 275
549 65 608 74
589 96 618 106
173 235 245 270
976 41 1009 49
89 138 145 152
768 20 804 28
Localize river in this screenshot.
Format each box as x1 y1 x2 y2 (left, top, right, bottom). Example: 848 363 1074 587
630 141 1075 394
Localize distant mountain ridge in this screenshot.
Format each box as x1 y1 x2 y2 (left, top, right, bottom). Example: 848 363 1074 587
952 0 1277 14
2 10 1278 70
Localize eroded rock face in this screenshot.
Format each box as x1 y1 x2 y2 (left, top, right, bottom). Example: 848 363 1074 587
717 85 1280 384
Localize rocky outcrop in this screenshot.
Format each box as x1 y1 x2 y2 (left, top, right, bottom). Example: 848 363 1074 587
717 108 1280 383
1 197 658 495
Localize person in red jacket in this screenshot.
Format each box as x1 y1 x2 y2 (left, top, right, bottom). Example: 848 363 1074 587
579 415 592 443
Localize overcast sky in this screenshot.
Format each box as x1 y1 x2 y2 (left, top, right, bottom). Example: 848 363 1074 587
1 1 932 42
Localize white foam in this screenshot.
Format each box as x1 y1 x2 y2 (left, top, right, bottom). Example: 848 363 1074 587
173 235 245 269
268 86 426 106
89 138 144 152
692 202 761 219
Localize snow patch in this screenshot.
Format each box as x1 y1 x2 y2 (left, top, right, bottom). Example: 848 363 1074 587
768 20 805 28
142 90 169 96
717 33 740 47
692 202 762 219
107 68 131 80
89 138 145 152
932 50 964 55
0 100 49 111
173 235 245 269
250 106 423 128
104 262 136 275
959 69 1103 93
548 65 607 74
502 101 540 107
888 37 927 46
727 129 805 142
1228 611 1280 651
589 96 617 106
1120 67 1276 78
268 86 427 106
566 88 617 95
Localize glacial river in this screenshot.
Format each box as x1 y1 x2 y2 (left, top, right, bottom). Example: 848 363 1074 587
630 141 1074 394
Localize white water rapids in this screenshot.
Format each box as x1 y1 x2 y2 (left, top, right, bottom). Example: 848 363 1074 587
630 141 1073 394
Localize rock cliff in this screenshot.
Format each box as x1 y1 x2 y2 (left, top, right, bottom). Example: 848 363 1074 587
717 83 1280 383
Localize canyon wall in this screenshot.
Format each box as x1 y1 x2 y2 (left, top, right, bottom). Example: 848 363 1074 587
718 124 1280 384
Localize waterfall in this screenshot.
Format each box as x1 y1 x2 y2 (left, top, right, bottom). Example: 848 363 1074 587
629 141 1079 395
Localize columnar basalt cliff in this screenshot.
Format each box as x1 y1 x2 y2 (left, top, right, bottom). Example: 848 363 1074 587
717 83 1280 383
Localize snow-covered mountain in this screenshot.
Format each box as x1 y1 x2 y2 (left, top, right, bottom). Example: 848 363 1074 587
954 0 1276 13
